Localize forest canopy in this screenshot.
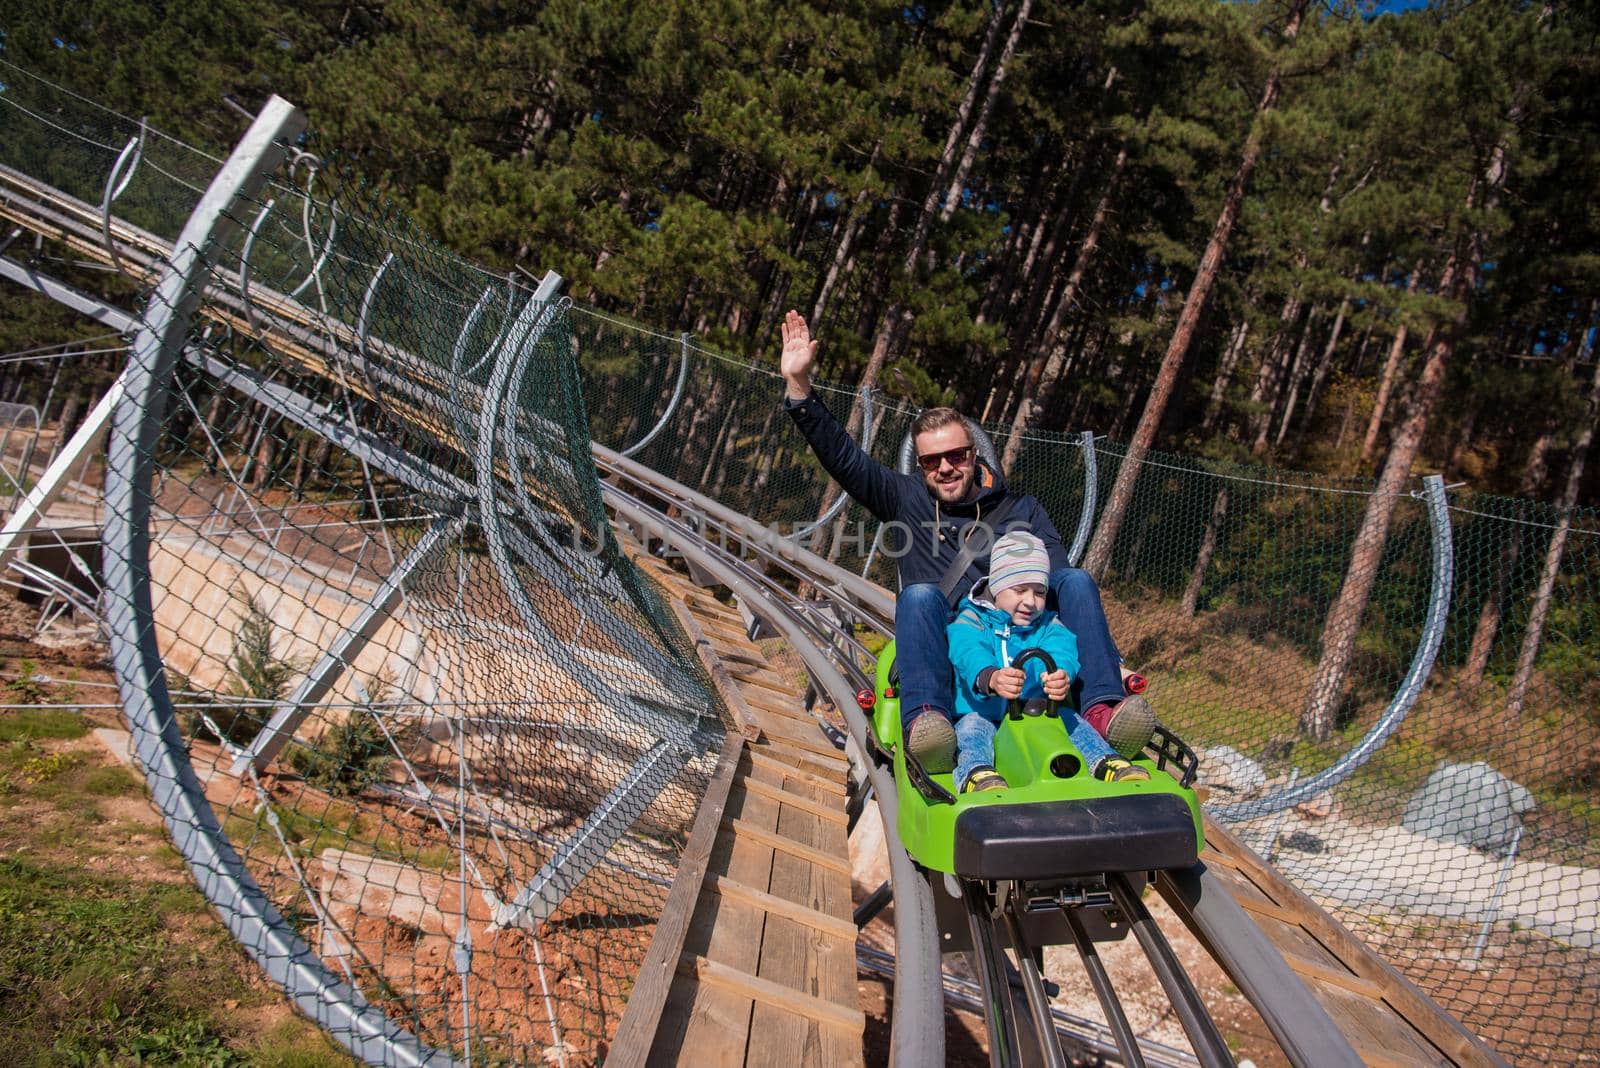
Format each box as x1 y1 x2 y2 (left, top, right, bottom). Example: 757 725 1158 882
0 0 1596 506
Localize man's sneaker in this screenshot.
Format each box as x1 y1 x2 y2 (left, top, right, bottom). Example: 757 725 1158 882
1084 695 1157 759
1095 757 1151 783
963 767 1009 793
905 709 957 773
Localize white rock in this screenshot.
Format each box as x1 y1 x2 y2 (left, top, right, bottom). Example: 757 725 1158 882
1196 745 1266 794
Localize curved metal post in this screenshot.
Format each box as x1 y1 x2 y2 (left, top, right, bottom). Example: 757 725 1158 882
356 251 395 370
287 195 339 301
99 94 450 1066
1067 430 1098 567
1211 475 1455 822
966 416 1001 474
469 273 689 728
621 331 692 458
236 197 275 330
99 119 147 280
792 383 874 538
451 285 495 377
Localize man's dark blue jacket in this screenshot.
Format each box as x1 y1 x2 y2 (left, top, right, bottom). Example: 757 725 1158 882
785 391 1070 600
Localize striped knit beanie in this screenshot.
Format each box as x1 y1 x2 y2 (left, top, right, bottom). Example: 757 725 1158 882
988 531 1050 595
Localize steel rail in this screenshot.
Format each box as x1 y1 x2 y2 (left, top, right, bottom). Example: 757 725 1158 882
600 487 947 1068
2 112 1459 1068
1108 874 1236 1068
98 94 453 1068
855 944 1203 1068
1001 896 1071 1068
965 883 1023 1068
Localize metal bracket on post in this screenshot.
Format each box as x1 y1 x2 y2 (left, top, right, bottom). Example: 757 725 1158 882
98 94 449 1066
1211 474 1455 822
236 197 275 329
233 512 467 776
0 370 127 574
1067 430 1099 568
355 251 395 375
491 739 689 931
100 119 147 280
621 331 692 458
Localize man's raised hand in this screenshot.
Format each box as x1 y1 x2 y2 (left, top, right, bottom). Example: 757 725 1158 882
780 310 819 400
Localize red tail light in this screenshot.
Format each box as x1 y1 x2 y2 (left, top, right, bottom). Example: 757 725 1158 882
855 689 875 710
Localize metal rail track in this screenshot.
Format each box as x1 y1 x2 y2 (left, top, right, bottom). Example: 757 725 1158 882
0 144 1504 1068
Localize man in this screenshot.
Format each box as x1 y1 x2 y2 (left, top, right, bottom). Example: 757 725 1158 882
779 309 1154 772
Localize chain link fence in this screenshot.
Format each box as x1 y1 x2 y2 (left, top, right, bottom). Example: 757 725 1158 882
2 58 1596 1065
574 308 1598 1065
4 69 731 1065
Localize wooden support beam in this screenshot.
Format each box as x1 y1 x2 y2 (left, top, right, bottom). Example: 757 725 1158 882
704 874 857 941
1285 955 1386 1000
676 954 865 1034
720 818 852 876
608 735 748 1068
1201 820 1509 1068
667 597 762 741
744 749 846 796
739 776 848 826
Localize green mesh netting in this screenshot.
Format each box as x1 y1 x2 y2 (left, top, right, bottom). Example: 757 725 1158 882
3 64 731 1064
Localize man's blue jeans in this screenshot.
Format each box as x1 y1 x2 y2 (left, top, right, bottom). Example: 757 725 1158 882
894 567 1128 730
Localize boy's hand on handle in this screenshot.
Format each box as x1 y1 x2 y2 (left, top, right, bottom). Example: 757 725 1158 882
780 310 819 400
990 666 1025 700
1043 669 1069 702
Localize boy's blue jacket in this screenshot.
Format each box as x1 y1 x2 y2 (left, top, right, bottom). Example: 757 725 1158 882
947 580 1080 722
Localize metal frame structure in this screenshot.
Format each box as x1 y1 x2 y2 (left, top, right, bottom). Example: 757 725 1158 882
97 95 453 1066
0 70 1512 1068
1208 475 1455 822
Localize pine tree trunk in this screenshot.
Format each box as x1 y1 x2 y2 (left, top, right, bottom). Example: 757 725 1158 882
1181 485 1230 617
1362 261 1424 463
842 0 1018 455
1000 143 1128 473
1273 304 1329 449
1201 318 1251 434
1302 130 1513 736
1289 294 1350 449
810 143 880 331
936 0 1033 229
1244 295 1303 448
1082 0 1306 578
1505 354 1600 719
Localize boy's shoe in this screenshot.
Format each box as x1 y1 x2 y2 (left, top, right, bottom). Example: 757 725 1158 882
963 767 1009 793
1084 694 1157 759
1095 757 1151 783
905 709 957 773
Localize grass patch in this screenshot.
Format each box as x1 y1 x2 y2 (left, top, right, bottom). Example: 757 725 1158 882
225 797 457 875
0 706 354 1066
0 854 348 1066
0 706 89 742
81 763 140 796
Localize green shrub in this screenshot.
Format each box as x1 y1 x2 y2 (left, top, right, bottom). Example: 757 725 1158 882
183 591 302 748
286 677 409 798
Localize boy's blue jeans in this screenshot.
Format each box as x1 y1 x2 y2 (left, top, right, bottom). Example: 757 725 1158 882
894 567 1128 731
954 706 1120 791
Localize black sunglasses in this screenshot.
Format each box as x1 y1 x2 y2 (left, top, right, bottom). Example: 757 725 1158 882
916 445 975 472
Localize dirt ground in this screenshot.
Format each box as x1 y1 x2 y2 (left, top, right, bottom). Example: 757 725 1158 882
6 593 1572 1066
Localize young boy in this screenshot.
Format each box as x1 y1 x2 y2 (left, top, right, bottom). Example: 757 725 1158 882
946 531 1150 792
